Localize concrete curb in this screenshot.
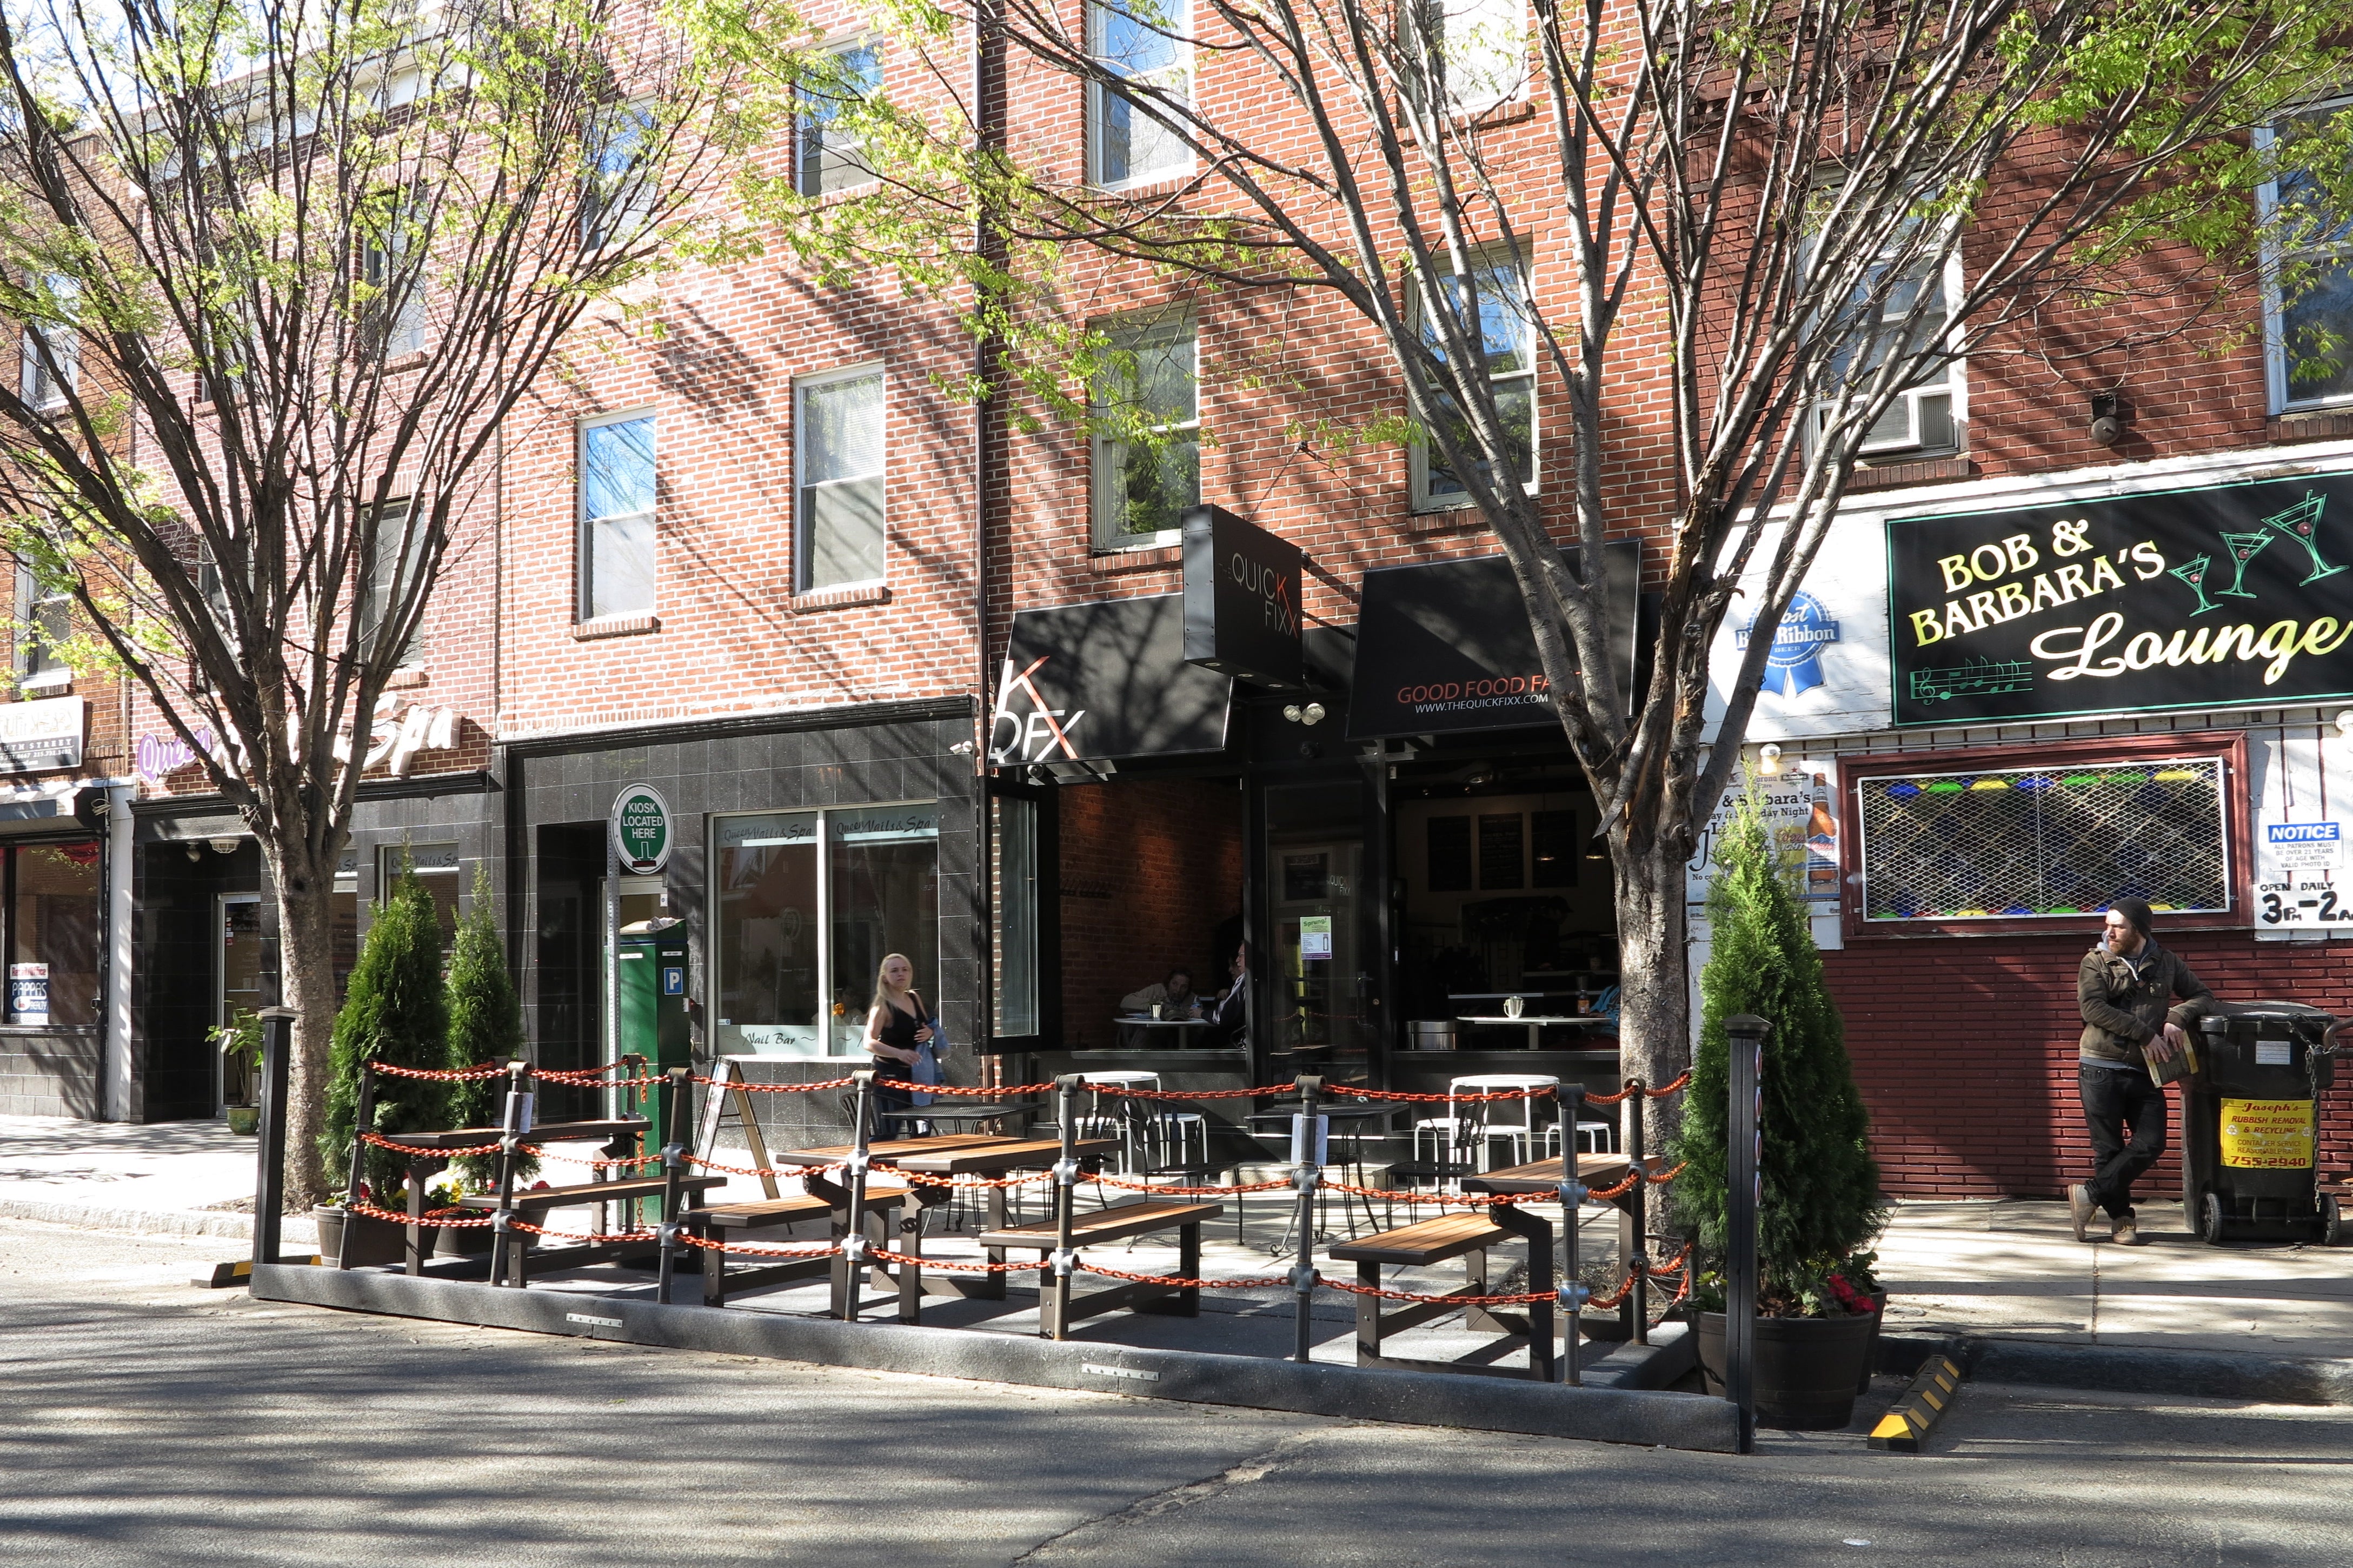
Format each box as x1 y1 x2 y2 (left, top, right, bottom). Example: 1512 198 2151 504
251 1264 1741 1451
0 1195 318 1243
1880 1332 2353 1407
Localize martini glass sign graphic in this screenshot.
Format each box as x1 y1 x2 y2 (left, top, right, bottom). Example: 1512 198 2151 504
2165 491 2342 615
2169 553 2219 615
2262 491 2343 584
2215 530 2273 599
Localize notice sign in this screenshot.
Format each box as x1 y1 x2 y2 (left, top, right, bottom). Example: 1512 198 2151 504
2218 1098 2316 1169
608 782 672 874
1298 915 1333 961
7 963 46 1025
1887 471 2353 726
2266 821 2343 869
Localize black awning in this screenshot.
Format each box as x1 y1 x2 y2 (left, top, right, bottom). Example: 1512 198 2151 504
1346 541 1638 740
989 594 1233 766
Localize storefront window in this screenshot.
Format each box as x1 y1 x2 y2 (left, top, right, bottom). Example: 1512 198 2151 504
1856 756 2230 921
711 803 937 1058
9 840 99 1027
381 843 460 952
993 796 1040 1039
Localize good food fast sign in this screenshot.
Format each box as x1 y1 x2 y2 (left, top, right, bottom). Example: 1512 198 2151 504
1886 471 2353 726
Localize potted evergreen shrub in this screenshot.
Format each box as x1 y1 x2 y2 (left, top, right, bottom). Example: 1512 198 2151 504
316 861 451 1265
435 869 535 1256
1674 779 1888 1429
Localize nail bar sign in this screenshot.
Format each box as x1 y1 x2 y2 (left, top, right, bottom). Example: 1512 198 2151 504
1887 471 2353 726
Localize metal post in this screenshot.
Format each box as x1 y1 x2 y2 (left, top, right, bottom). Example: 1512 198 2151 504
656 1065 690 1304
604 834 620 1121
251 1006 295 1268
1558 1084 1586 1384
1291 1074 1323 1364
1726 1014 1769 1456
1624 1076 1649 1345
1048 1073 1083 1339
491 1060 532 1288
840 1070 876 1321
337 1064 379 1270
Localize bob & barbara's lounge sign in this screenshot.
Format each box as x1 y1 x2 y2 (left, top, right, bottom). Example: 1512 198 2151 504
1886 471 2353 727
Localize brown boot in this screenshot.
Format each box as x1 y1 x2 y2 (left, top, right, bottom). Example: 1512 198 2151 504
2069 1184 2099 1242
2113 1210 2142 1245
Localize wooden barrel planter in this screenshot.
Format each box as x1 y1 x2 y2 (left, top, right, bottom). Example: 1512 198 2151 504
310 1205 407 1268
1694 1308 1878 1430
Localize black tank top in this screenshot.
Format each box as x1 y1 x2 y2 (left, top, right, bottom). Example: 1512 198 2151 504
874 994 925 1061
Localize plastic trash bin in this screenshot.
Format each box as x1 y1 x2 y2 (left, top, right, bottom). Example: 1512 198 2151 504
2186 1002 2342 1245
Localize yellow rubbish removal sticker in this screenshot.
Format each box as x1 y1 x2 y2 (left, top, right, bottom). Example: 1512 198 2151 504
2218 1099 2316 1169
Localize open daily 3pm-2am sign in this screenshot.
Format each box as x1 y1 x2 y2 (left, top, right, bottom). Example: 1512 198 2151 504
609 782 672 874
1886 471 2353 726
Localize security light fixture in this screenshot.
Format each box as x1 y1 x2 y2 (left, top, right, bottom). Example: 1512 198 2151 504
1758 743 1783 775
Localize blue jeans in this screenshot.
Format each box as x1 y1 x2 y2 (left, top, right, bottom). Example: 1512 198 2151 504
2079 1063 2166 1219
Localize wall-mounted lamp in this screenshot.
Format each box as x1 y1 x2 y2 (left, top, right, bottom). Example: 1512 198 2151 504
1281 702 1327 726
2089 391 2129 447
948 740 976 756
209 837 242 856
1758 743 1783 776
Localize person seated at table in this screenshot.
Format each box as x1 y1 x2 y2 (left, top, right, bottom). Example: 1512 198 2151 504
1201 944 1249 1045
1121 968 1202 1019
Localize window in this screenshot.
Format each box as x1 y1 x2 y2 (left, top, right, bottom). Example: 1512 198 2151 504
992 796 1039 1039
360 499 425 668
796 43 881 197
583 103 657 249
361 204 427 358
6 841 100 1028
1410 254 1535 509
1089 317 1199 549
1811 196 1963 458
1087 0 1192 189
711 803 939 1058
796 368 885 590
2259 99 2353 412
19 273 77 409
381 843 461 952
1478 812 1524 889
1400 0 1527 116
580 413 656 620
15 561 70 689
1854 756 2229 923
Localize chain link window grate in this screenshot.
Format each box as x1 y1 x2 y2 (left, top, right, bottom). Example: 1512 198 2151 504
1857 757 2229 922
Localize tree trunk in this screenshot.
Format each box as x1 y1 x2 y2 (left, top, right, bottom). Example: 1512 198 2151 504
272 848 344 1210
1611 829 1691 1156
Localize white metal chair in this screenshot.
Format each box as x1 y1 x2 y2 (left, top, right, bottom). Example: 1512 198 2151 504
1078 1071 1160 1175
1449 1074 1558 1172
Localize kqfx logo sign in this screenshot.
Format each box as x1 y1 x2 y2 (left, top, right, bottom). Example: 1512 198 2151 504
990 655 1086 765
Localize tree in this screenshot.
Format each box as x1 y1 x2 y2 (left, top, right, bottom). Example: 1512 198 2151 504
445 865 529 1187
0 0 781 1202
777 0 2353 1135
1672 780 1883 1298
322 860 450 1205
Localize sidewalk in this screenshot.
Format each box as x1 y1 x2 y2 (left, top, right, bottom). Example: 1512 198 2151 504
6 1114 2348 1364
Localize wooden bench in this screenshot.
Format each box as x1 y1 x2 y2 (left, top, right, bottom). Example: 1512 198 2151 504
456 1175 726 1287
685 1185 918 1317
979 1199 1223 1339
1327 1207 1556 1379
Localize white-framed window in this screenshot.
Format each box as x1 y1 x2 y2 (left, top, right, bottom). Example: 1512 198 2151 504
1811 198 1965 459
1090 315 1200 550
1410 252 1535 510
1399 0 1527 117
361 200 427 358
14 561 70 689
796 366 886 591
1086 0 1192 190
579 412 656 620
19 273 77 410
797 41 882 197
2257 98 2353 414
360 498 426 668
582 102 657 250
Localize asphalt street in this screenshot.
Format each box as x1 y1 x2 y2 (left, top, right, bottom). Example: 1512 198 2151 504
4 1217 2350 1567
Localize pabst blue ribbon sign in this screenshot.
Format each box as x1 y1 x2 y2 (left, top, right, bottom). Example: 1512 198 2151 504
1737 591 1840 698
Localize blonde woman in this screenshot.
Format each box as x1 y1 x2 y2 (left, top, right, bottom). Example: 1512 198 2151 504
862 952 935 1136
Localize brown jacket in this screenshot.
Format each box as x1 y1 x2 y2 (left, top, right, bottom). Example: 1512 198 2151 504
2077 941 2212 1066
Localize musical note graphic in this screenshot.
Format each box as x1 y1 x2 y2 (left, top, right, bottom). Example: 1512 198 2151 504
1909 658 2035 702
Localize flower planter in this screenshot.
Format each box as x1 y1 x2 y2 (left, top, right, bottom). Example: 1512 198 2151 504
1695 1307 1878 1430
310 1205 408 1268
224 1105 261 1136
1858 1290 1889 1394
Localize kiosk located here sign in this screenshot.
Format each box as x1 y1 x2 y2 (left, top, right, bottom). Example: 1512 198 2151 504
610 783 672 874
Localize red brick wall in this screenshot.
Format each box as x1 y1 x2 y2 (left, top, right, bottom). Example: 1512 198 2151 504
1829 931 2353 1199
1055 778 1244 1049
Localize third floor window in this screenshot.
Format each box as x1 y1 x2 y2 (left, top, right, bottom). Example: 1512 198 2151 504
1090 317 1199 550
797 368 886 591
797 43 881 197
1087 0 1192 190
580 413 656 621
2259 99 2353 414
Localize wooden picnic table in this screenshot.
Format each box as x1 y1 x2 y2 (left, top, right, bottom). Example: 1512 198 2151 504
1464 1152 1665 1341
356 1118 656 1276
774 1134 1120 1318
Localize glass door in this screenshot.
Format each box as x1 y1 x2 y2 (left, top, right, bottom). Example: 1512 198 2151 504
1264 782 1374 1081
216 894 264 1114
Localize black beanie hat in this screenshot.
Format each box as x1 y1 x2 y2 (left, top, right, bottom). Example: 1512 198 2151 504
2111 897 2155 937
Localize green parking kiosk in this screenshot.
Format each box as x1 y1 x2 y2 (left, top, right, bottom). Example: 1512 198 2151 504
618 916 692 1214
